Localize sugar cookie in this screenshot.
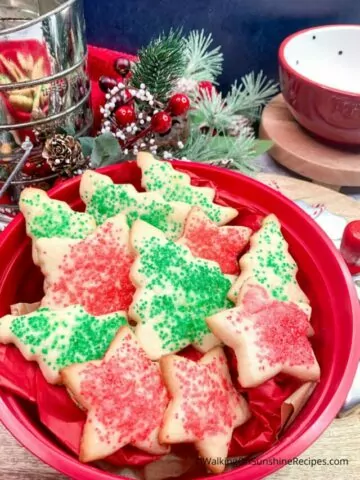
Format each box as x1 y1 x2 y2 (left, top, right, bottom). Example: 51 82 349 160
159 347 251 474
228 214 309 304
62 326 170 462
137 152 238 225
35 214 135 316
207 284 320 388
129 219 233 360
0 306 127 384
80 170 191 240
19 188 96 264
177 207 251 274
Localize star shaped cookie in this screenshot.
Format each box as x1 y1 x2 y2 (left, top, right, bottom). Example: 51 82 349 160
0 305 127 384
61 326 170 462
19 188 96 264
177 207 252 274
137 152 238 225
35 214 135 316
79 170 191 240
228 214 309 304
159 347 251 474
207 283 320 388
129 220 233 360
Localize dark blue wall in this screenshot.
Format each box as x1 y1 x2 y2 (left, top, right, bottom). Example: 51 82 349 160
84 0 360 90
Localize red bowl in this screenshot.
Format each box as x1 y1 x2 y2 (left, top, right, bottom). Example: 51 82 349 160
279 25 360 145
0 161 359 480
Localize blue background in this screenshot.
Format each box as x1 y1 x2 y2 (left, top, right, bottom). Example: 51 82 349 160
84 0 360 90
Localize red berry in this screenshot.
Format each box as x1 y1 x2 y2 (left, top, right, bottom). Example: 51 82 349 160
168 93 190 116
151 111 172 134
115 104 136 126
198 81 214 98
23 160 52 177
22 161 38 176
37 161 53 176
99 75 117 93
114 58 131 76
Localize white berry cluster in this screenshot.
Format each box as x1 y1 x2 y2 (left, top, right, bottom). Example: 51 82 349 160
100 83 162 157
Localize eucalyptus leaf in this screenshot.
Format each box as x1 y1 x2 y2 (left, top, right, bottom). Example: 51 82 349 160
79 137 95 157
252 139 273 157
90 133 122 168
56 125 76 136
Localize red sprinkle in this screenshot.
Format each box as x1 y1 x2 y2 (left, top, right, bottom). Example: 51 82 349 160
180 208 251 274
231 287 315 368
79 332 169 448
169 351 245 438
42 220 135 315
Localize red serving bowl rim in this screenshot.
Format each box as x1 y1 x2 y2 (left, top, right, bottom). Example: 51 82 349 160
0 161 359 480
279 24 360 98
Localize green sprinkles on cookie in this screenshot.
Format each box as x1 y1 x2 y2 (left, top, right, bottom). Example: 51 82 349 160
229 215 308 304
137 152 238 225
130 220 233 359
0 305 127 384
81 171 191 240
20 188 96 241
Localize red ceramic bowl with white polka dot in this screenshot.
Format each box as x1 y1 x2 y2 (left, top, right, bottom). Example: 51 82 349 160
0 162 359 479
279 25 360 145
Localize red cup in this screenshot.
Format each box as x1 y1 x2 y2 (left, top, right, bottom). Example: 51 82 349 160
279 25 360 145
0 161 359 480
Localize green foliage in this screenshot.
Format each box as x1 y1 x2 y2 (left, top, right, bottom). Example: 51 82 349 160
130 29 186 102
190 71 278 132
226 71 279 120
90 133 123 168
174 127 270 175
182 30 223 83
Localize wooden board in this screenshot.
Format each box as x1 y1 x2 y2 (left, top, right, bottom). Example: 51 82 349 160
0 174 359 480
259 94 360 188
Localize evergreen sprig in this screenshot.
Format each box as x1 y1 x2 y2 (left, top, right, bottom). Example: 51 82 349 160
130 29 186 102
190 71 278 132
226 71 279 120
174 127 260 175
182 30 223 83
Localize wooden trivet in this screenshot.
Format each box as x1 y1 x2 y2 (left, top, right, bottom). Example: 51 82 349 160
259 94 360 189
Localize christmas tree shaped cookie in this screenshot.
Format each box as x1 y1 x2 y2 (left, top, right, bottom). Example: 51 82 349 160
35 214 135 316
177 207 252 274
80 170 191 240
0 305 127 384
129 219 233 360
159 347 251 473
207 284 320 387
62 327 170 462
137 152 238 225
228 214 309 304
20 188 96 264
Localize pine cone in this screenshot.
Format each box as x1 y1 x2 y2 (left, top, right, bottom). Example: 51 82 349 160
42 134 87 177
227 115 254 138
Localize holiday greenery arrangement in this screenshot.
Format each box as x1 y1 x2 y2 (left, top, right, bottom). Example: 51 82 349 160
0 29 278 229
94 29 278 174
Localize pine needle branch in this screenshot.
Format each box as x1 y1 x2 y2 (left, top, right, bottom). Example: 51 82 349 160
174 127 260 176
182 30 223 83
130 29 186 102
226 71 279 120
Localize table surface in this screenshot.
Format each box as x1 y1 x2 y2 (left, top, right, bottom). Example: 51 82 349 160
1 154 359 480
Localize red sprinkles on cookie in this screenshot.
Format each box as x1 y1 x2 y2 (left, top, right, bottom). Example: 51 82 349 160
38 214 135 316
61 327 169 462
178 207 252 274
207 285 321 388
159 347 251 474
